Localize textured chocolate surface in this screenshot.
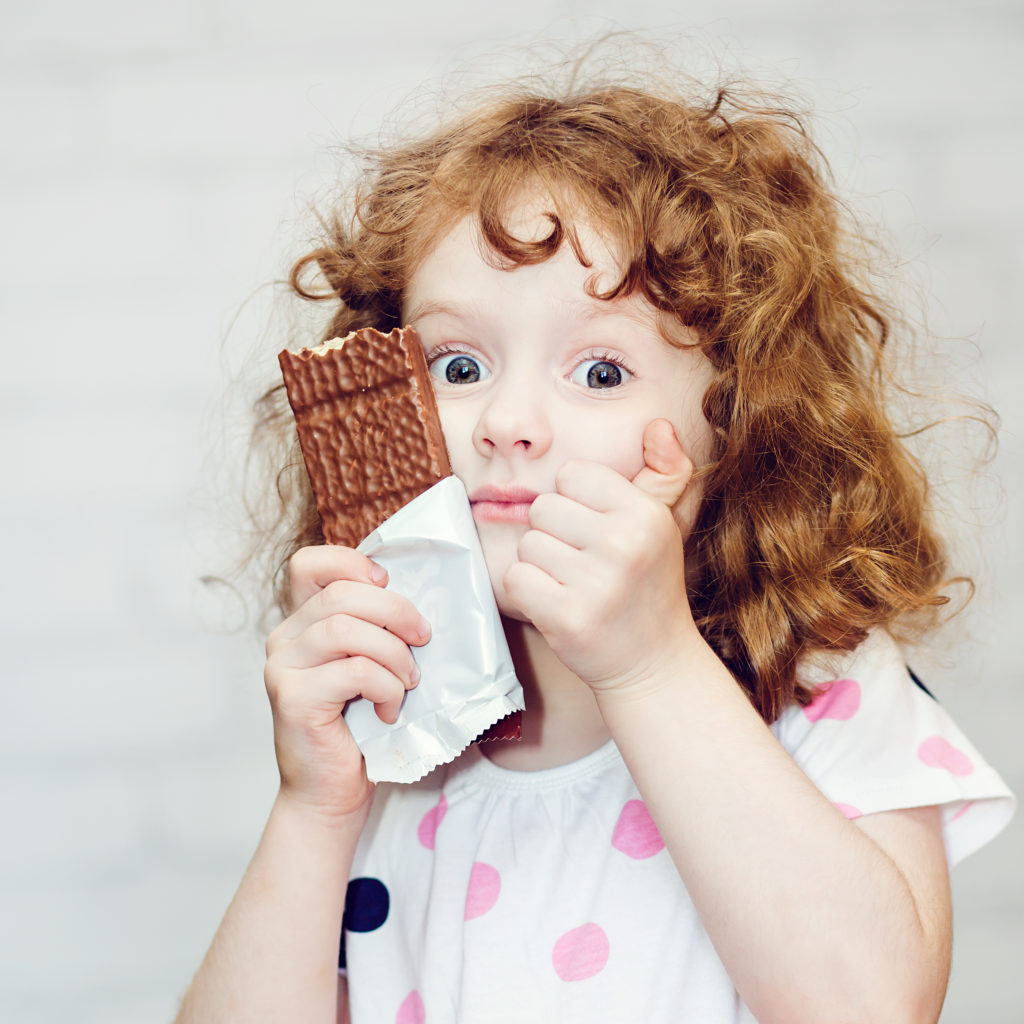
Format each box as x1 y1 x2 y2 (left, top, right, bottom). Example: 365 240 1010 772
279 326 452 549
280 325 522 744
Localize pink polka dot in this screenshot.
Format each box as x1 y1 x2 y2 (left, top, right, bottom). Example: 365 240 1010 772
612 799 665 859
417 794 447 850
803 678 862 722
918 735 974 776
552 923 610 981
464 861 501 920
395 989 425 1024
834 802 862 819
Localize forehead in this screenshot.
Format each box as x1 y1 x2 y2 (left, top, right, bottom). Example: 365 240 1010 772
401 209 702 357
403 211 623 322
404 189 623 294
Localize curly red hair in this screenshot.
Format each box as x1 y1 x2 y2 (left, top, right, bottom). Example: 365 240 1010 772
253 79 953 721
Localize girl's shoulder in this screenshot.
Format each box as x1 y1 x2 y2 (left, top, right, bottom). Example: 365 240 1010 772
773 629 1014 864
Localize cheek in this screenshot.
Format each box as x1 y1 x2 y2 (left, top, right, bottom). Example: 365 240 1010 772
560 408 647 476
576 431 644 478
436 404 475 475
675 400 714 468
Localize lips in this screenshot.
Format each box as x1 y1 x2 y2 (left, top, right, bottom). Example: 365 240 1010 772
468 485 539 524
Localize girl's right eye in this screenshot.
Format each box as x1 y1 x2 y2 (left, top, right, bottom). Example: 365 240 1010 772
428 351 491 385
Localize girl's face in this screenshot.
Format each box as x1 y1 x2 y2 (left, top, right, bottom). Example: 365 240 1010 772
403 205 716 620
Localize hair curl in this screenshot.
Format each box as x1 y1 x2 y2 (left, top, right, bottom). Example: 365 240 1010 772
253 78 955 722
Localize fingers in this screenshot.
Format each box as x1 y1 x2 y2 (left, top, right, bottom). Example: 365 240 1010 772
292 658 414 725
527 492 599 549
630 418 694 507
287 544 389 610
527 421 692 523
504 559 564 629
524 440 686 581
267 545 432 729
516 527 577 586
277 577 431 648
301 612 422 677
549 460 636 514
266 611 421 729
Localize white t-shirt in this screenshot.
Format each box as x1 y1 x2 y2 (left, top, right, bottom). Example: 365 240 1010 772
342 631 1014 1024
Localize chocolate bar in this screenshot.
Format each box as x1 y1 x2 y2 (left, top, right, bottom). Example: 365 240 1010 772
279 326 521 743
278 326 451 549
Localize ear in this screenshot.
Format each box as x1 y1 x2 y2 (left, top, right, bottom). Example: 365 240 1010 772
630 418 693 507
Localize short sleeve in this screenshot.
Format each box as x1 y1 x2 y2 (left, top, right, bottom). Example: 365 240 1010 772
772 630 1015 866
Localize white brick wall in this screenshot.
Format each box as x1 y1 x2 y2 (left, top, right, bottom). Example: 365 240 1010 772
2 2 1020 1020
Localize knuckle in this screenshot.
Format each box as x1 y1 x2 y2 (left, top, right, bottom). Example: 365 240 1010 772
263 659 292 706
640 498 668 529
562 603 591 638
602 529 634 563
322 613 353 648
265 624 283 659
285 547 317 601
319 578 351 610
263 661 280 700
288 544 318 578
345 655 375 689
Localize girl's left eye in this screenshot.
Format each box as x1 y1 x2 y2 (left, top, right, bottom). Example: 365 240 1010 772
428 352 491 384
571 358 631 389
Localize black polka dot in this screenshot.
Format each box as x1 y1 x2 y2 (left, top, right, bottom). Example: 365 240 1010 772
339 876 390 967
344 877 390 932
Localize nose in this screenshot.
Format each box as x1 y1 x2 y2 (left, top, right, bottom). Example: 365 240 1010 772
472 376 553 459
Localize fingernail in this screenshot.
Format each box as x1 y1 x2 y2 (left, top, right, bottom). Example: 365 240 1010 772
369 562 388 584
416 616 431 641
410 663 421 686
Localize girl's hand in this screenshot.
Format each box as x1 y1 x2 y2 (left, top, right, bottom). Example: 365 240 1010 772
504 419 697 691
264 545 431 819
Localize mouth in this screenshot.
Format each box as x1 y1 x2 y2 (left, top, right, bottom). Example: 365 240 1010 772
468 485 539 524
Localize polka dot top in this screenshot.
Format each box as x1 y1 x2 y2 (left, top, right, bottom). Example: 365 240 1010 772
342 630 1014 1024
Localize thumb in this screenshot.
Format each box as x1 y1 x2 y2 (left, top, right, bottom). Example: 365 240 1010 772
631 418 693 507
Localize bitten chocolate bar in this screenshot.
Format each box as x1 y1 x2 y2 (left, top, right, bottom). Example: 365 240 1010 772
278 326 451 549
279 325 521 744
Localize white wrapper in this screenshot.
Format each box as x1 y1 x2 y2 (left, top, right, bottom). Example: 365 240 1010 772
348 475 524 783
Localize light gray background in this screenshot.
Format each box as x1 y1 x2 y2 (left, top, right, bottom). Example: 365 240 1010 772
1 2 1021 1021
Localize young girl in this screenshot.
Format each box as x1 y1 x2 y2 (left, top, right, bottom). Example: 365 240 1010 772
177 74 1014 1023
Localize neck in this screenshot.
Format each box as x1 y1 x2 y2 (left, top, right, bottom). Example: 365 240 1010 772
481 618 612 770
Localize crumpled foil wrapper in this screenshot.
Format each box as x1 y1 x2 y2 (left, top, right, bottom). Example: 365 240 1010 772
347 475 524 783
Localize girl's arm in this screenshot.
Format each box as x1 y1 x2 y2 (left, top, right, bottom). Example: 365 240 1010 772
175 546 429 1023
595 635 951 1024
175 791 366 1023
507 424 951 1024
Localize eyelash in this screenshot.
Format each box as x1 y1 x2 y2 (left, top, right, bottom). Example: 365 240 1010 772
577 349 637 379
426 342 475 363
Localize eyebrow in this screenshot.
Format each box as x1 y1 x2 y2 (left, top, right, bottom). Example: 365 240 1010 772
569 298 651 325
403 300 470 324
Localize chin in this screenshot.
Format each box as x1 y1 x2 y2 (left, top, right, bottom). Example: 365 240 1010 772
477 536 523 610
488 576 528 623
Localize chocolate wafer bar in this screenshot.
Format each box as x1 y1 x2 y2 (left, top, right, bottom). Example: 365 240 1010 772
278 326 451 549
279 325 522 744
